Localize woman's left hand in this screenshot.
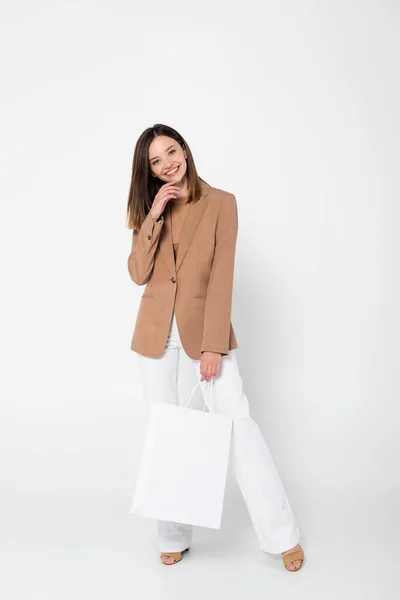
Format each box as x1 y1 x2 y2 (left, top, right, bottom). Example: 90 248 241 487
200 351 221 382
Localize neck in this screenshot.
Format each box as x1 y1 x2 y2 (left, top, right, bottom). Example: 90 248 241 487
169 176 189 205
170 194 188 205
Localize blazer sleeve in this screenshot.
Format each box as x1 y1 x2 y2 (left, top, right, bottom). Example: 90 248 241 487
200 193 238 355
127 211 165 285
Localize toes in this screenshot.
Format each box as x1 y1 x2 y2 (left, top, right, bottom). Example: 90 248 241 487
282 544 303 570
161 555 176 564
286 560 302 570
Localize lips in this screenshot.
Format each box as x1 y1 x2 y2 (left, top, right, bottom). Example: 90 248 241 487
165 165 179 176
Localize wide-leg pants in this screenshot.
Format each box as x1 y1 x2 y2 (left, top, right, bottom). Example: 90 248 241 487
133 311 300 554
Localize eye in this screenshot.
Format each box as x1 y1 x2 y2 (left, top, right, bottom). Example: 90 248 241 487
151 149 175 166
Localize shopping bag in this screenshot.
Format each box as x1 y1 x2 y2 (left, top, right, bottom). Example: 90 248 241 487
130 378 232 529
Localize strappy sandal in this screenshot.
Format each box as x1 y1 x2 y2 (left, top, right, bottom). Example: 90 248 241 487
282 548 305 572
160 547 190 565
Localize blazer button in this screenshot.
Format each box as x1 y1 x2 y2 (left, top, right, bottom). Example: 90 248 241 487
147 235 151 240
171 277 176 283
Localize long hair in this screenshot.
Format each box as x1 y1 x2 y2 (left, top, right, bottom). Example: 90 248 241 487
126 124 209 231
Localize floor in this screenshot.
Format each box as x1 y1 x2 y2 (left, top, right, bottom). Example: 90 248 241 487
0 478 395 600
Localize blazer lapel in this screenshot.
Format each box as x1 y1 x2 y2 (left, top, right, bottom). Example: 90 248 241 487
159 181 212 277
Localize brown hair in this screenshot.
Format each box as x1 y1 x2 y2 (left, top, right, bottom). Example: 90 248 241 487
126 123 209 231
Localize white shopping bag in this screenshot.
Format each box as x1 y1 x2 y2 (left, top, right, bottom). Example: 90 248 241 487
130 378 232 529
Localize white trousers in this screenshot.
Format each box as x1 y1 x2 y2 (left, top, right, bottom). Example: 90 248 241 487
134 312 300 554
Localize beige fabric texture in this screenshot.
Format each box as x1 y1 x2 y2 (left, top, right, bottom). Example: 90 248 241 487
128 180 238 359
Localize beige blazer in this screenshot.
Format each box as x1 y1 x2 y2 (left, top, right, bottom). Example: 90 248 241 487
128 180 239 359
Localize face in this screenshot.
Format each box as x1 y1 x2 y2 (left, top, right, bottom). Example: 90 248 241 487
148 135 188 183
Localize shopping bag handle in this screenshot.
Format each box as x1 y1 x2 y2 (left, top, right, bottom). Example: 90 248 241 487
183 378 214 413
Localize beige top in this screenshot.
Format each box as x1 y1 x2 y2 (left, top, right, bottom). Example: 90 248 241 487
170 194 190 262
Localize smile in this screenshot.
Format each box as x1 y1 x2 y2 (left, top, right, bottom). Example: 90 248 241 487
165 166 179 176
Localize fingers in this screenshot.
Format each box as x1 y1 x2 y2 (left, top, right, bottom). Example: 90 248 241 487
160 182 180 197
159 186 180 205
152 184 180 219
163 181 180 188
200 362 221 382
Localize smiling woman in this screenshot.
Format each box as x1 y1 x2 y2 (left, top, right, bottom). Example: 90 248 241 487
150 142 186 187
125 123 305 572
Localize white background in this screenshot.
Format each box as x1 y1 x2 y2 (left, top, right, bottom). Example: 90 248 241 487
1 1 398 598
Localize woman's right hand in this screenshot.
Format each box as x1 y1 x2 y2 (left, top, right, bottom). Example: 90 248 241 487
150 182 180 221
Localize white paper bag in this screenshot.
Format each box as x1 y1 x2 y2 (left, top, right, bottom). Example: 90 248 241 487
130 379 232 529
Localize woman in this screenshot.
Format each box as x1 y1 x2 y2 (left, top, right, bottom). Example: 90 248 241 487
126 124 305 571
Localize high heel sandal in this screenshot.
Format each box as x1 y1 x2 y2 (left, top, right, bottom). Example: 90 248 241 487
282 548 304 572
160 547 190 565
